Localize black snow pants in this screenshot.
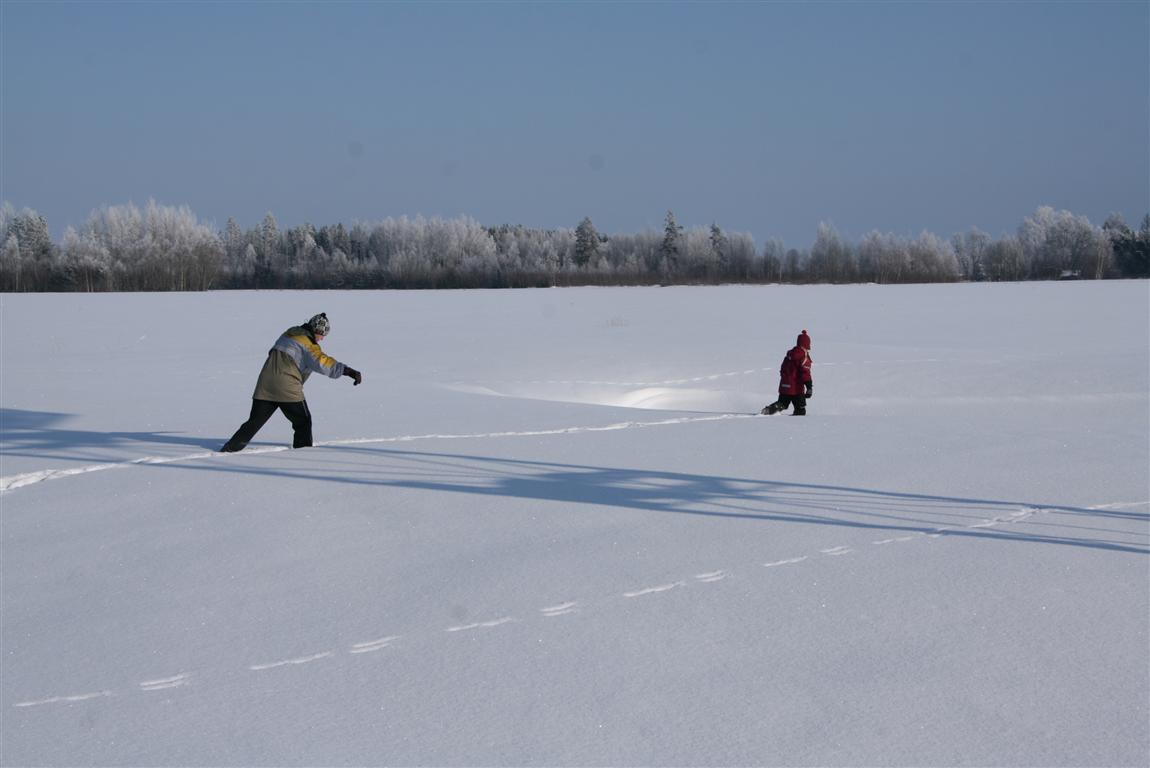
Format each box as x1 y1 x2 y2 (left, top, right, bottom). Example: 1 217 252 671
221 399 313 452
763 394 807 416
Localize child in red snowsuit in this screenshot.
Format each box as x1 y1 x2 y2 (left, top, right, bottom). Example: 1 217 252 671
761 330 813 415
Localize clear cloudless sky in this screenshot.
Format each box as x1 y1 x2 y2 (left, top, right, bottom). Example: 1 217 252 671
2 1 1147 249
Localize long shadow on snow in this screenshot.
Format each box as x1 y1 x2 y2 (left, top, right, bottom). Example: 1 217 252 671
0 408 221 459
193 445 1149 555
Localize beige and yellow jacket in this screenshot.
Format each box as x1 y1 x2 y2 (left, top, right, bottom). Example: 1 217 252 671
252 326 346 402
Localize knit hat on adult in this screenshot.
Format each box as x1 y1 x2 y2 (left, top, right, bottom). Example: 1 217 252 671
797 329 811 350
307 313 330 336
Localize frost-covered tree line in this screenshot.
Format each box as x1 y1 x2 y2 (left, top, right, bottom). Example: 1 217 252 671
214 210 761 290
1 200 1147 292
0 201 221 292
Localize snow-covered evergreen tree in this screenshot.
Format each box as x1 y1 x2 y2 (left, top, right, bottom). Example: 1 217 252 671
709 223 728 273
0 233 21 291
660 210 683 273
574 217 600 267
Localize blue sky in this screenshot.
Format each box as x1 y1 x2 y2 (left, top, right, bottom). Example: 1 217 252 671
3 1 1147 248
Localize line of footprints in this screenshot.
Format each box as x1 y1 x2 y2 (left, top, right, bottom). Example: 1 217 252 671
14 508 1039 709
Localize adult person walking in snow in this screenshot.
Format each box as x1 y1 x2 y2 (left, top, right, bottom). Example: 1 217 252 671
220 312 362 452
761 329 813 416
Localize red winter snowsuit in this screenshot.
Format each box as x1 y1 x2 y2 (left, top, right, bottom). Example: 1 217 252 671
777 344 812 396
762 330 813 416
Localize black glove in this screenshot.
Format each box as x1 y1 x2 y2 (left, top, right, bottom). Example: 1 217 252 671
344 366 363 386
804 382 813 398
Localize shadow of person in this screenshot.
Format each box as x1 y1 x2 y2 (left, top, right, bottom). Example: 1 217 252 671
1 408 223 460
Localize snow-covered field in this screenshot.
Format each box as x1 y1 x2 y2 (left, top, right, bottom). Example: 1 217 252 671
1 282 1147 767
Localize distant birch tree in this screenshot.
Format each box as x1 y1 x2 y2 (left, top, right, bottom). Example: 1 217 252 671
1018 206 1109 279
60 226 110 291
78 200 222 290
762 238 785 282
808 222 855 283
951 227 991 281
983 236 1026 281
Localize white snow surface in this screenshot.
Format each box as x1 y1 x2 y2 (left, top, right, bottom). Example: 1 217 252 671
1 282 1147 767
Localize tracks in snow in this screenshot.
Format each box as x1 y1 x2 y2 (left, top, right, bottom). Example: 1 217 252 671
13 502 1150 711
11 503 1077 710
0 412 757 494
5 395 1147 710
